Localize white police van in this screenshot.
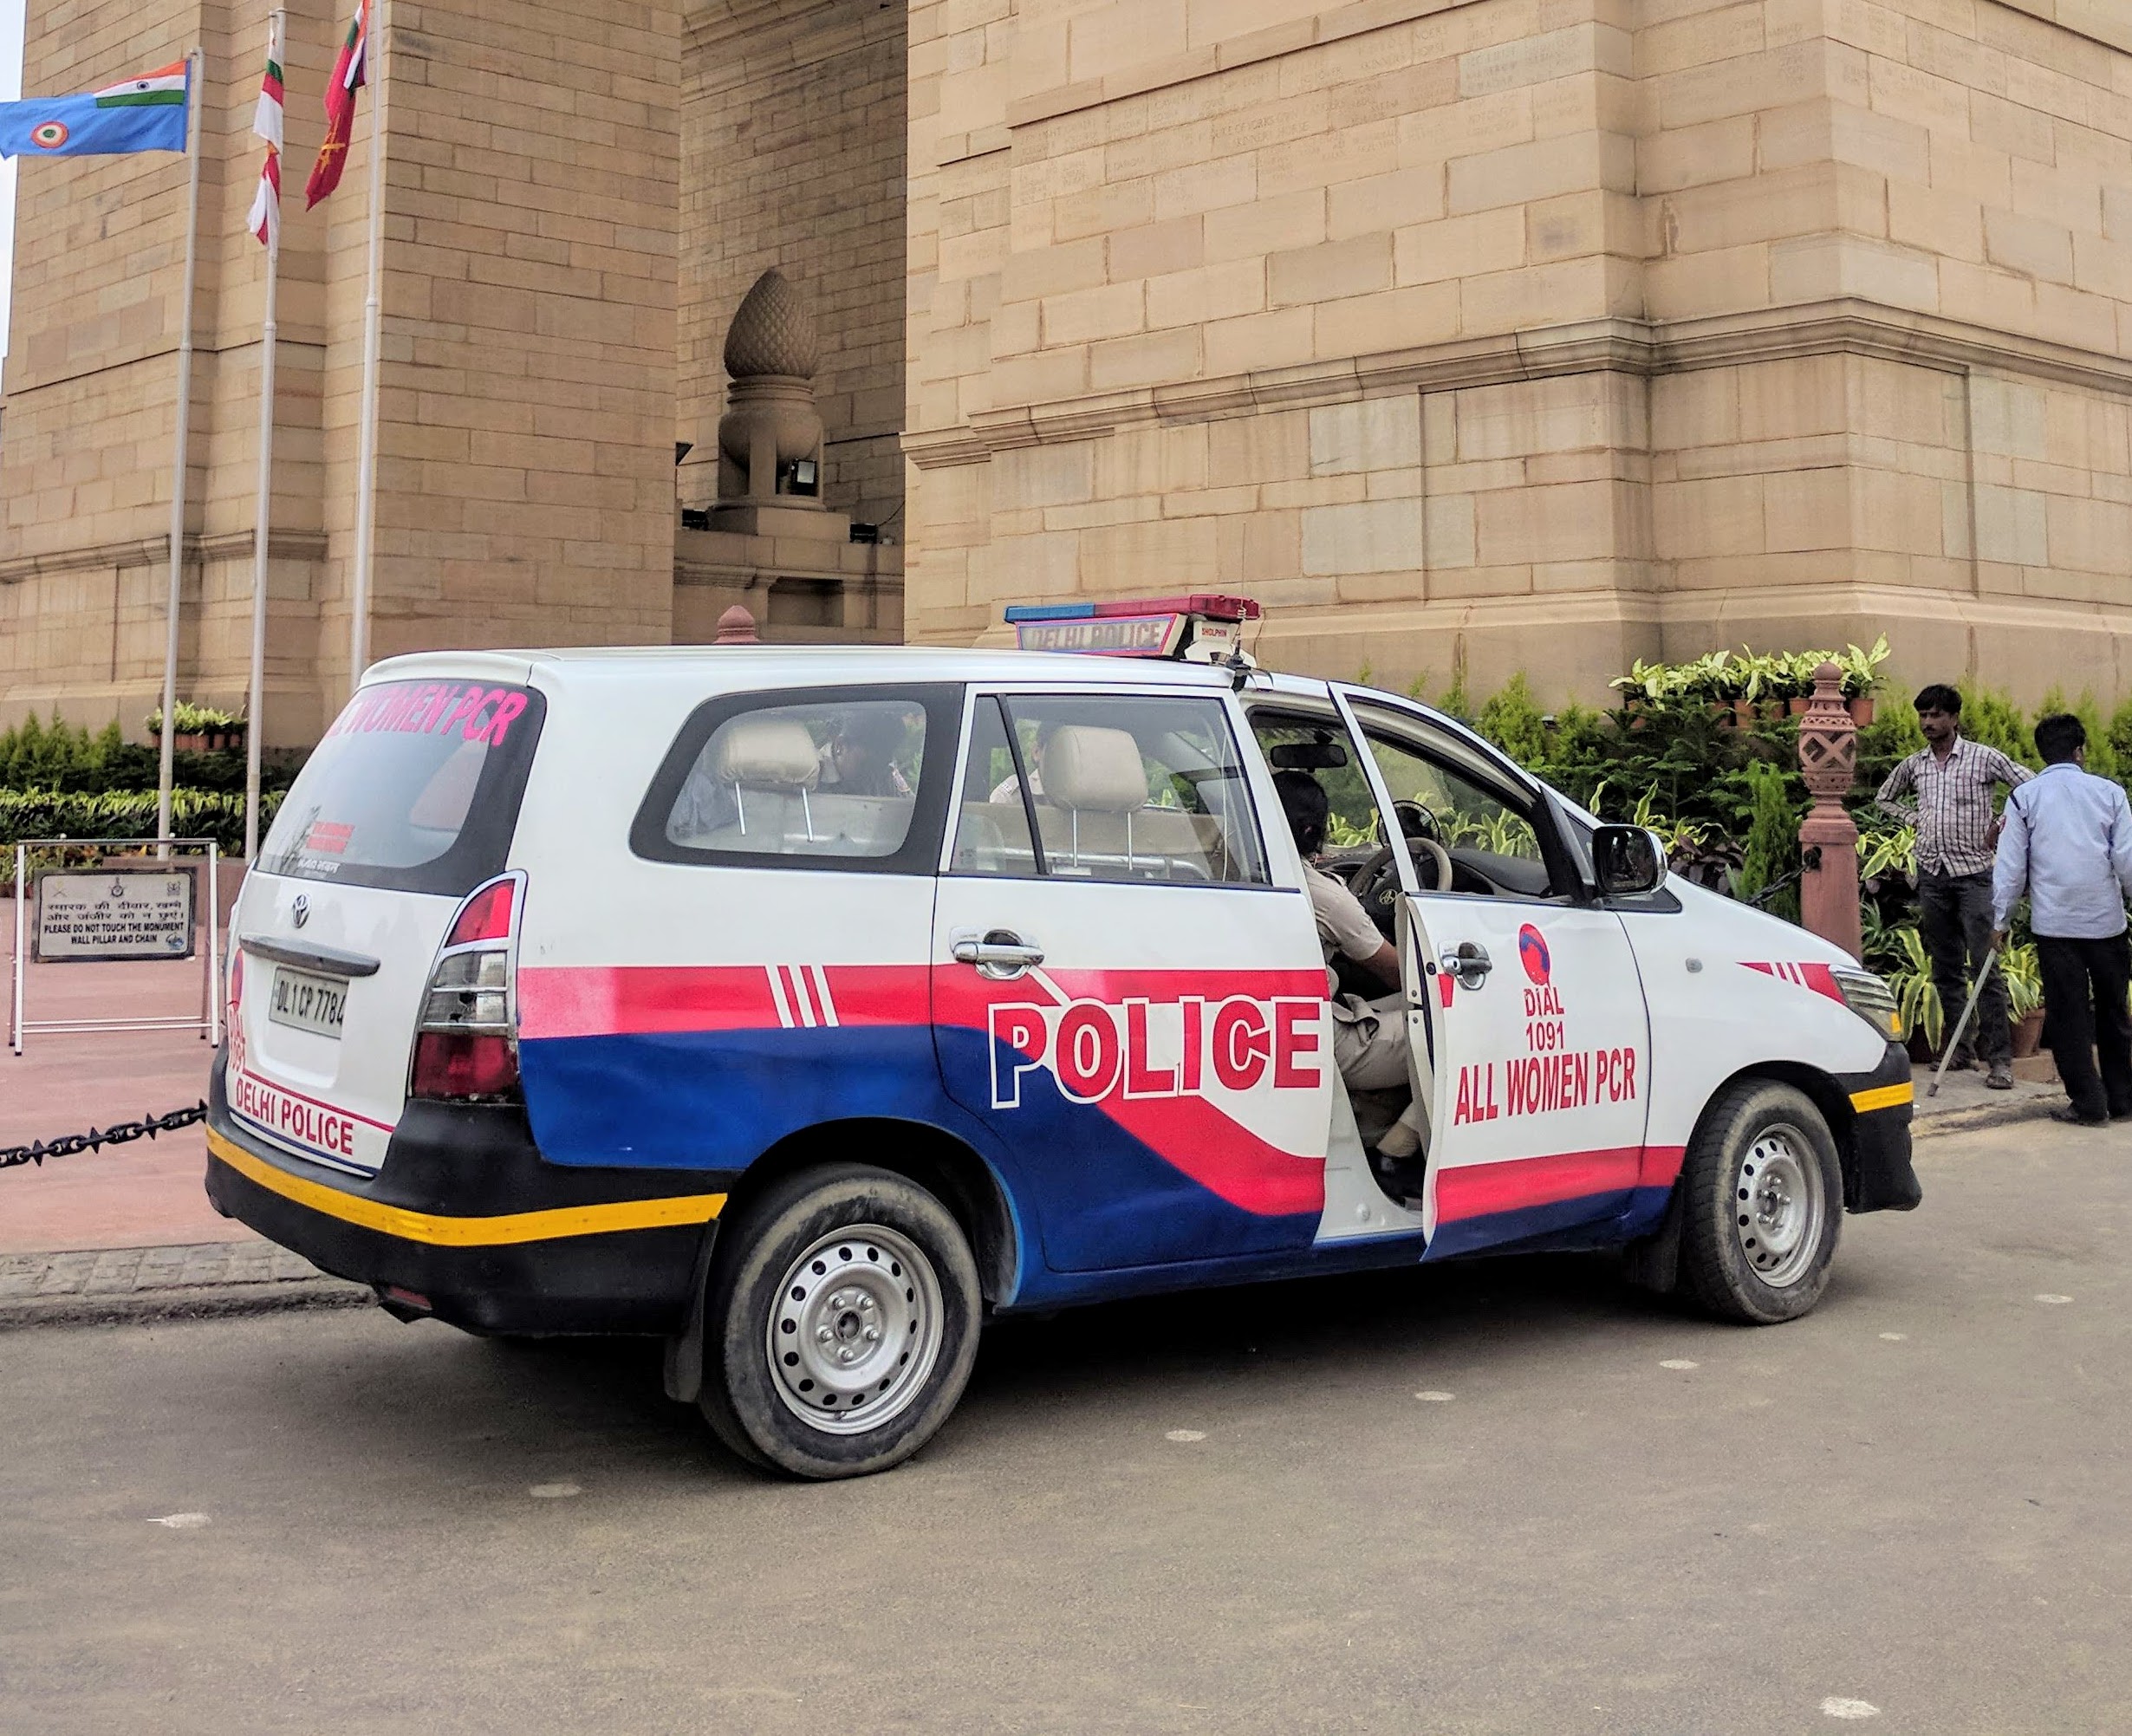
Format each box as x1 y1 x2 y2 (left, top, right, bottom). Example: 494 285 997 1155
206 596 1918 1479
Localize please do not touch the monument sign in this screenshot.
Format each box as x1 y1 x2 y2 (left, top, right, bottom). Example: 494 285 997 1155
34 868 197 962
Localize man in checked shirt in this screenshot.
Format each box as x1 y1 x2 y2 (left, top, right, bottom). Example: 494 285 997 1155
1877 684 2031 1089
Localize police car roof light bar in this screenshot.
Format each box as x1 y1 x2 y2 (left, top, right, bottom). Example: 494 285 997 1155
1004 595 1263 662
1003 594 1261 625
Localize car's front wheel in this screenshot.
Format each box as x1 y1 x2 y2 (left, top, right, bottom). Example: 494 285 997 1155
1680 1081 1842 1324
699 1163 981 1479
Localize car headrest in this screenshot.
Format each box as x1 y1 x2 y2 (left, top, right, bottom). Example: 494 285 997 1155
1040 725 1147 813
712 718 821 789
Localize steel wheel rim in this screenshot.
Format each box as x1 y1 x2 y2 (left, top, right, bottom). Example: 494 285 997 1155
1733 1124 1823 1289
767 1223 944 1435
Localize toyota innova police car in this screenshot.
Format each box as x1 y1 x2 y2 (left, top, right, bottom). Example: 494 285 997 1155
205 595 1920 1479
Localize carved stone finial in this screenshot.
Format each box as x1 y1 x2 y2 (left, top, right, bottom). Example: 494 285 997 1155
723 269 818 380
717 270 828 504
715 604 759 644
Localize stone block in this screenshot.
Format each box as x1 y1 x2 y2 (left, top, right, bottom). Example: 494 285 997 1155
1447 133 1627 217
1973 484 2050 566
1301 496 1426 575
1203 189 1328 262
1394 208 1528 287
1109 215 1206 280
1329 166 1446 239
1203 305 1314 375
1147 257 1268 328
1309 394 1422 475
1985 207 2075 283
1312 282 1460 359
1269 233 1394 307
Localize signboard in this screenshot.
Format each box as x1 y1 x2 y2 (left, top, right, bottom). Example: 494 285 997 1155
33 867 197 962
1014 614 1187 657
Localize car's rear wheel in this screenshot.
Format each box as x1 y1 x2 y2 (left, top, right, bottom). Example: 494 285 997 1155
1680 1081 1841 1324
699 1163 981 1479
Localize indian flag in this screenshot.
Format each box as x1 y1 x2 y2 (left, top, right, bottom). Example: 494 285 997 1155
247 16 285 249
94 62 189 107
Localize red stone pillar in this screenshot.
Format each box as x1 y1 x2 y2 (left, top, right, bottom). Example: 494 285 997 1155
1797 659 1862 962
715 605 760 644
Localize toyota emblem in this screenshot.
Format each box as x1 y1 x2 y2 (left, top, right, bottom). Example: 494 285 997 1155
291 894 309 928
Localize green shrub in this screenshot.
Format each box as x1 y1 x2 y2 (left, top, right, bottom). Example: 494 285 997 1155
2035 687 2118 782
1733 759 1802 915
1960 688 2036 768
0 789 278 885
1474 673 1550 767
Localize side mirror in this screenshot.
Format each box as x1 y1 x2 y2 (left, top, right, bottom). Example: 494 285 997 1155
1592 824 1667 897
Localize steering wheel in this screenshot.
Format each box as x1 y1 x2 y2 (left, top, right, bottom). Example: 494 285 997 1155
1348 833 1455 931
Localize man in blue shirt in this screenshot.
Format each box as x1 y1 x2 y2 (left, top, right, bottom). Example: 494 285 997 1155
1992 713 2132 1127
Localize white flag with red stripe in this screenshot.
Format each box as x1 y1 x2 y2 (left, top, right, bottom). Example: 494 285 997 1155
245 15 285 249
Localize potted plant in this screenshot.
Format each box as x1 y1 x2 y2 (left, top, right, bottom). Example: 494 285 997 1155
145 701 244 752
1999 941 2045 1058
1839 634 1889 725
1884 925 1944 1061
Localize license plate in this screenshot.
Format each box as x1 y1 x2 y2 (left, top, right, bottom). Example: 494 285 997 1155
269 966 347 1038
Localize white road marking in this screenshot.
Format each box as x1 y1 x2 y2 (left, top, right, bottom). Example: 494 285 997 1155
2035 1294 2073 1305
1414 1391 1455 1401
1164 1429 1206 1443
1879 1332 1908 1342
529 1482 582 1499
1660 1359 1699 1370
146 1512 209 1529
1820 1696 1880 1719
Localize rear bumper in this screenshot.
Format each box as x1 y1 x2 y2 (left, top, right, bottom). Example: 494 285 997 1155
1838 1042 1921 1213
204 1060 730 1335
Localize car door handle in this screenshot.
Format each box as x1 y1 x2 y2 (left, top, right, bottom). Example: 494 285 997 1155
1440 940 1492 988
952 930 1045 979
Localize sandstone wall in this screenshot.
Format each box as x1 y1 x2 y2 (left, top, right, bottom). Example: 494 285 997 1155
904 0 2132 705
681 0 907 531
2 0 681 739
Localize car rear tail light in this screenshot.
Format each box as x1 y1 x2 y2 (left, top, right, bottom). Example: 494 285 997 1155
411 872 524 1102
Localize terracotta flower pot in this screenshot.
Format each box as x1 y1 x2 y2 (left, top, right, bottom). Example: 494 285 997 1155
2012 1009 2045 1058
1732 699 1758 727
175 731 208 751
1786 696 1810 717
1848 697 1875 726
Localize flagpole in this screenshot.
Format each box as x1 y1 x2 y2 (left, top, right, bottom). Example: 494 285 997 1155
244 11 286 864
348 0 387 698
156 44 205 846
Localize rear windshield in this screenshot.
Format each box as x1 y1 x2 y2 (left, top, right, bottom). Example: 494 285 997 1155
257 679 546 894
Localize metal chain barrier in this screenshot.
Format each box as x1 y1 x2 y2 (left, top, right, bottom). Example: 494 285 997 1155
0 1102 207 1173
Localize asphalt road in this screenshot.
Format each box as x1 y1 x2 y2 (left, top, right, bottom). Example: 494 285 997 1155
2 1119 2127 1736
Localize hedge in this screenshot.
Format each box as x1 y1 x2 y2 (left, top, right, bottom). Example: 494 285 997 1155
0 789 280 889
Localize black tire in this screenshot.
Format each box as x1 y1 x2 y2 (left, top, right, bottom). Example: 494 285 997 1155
699 1163 981 1479
1680 1081 1842 1324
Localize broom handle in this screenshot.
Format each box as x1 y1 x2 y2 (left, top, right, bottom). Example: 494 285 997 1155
1927 947 1999 1098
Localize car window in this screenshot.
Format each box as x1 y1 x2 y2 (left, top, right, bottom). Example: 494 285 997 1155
257 679 544 895
951 693 1269 886
1361 728 1544 866
664 698 925 858
632 685 960 875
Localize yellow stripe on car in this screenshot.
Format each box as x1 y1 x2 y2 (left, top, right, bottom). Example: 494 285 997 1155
1849 1082 1914 1114
208 1128 725 1247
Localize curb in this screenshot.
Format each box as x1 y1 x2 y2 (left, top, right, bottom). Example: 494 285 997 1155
1913 1096 2060 1141
0 1275 372 1330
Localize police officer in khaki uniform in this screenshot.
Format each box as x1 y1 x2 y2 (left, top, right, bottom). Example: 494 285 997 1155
1273 770 1425 1163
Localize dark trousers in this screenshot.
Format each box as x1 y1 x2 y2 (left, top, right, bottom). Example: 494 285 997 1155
2035 933 2132 1122
1918 869 2011 1064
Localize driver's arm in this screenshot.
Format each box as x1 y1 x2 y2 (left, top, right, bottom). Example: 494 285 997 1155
1309 869 1402 992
